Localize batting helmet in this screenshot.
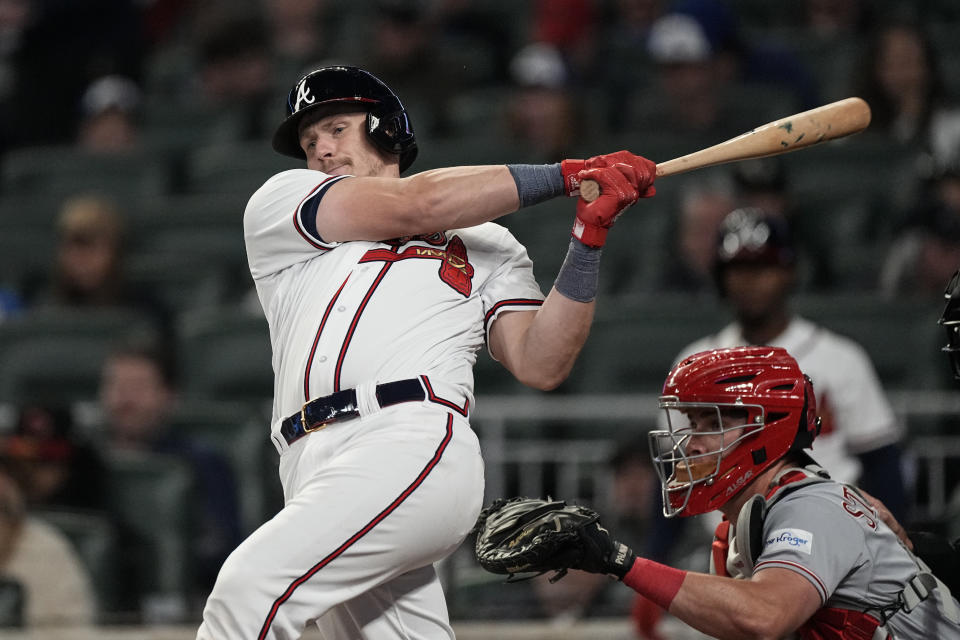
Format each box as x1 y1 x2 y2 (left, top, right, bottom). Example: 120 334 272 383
941 269 960 380
272 65 418 173
648 346 819 517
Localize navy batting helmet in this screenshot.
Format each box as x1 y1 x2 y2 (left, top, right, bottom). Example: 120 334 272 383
713 208 796 294
272 65 418 173
941 269 960 380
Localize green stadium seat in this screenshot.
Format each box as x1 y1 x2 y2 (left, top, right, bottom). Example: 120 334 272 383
167 400 280 533
175 306 274 402
0 309 161 404
104 450 195 606
0 146 171 200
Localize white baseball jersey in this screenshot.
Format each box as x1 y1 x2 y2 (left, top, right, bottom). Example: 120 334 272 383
673 316 902 484
754 481 960 638
244 169 544 446
198 168 545 640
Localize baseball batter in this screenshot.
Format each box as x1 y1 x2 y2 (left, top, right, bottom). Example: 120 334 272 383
507 347 960 638
194 65 656 639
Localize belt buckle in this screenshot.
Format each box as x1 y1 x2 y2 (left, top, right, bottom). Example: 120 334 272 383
300 402 331 434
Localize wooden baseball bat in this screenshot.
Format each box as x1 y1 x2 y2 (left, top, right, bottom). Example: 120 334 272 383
580 97 871 202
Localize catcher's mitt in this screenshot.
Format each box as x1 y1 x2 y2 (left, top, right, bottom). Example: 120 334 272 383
472 496 635 583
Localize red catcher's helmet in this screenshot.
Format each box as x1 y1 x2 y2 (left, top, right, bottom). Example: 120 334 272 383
648 346 819 517
272 65 418 173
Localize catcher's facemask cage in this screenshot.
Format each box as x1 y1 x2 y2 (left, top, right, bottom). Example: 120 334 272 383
940 269 960 380
648 346 819 517
272 65 418 172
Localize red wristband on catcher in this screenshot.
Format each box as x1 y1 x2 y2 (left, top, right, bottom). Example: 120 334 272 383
623 557 686 611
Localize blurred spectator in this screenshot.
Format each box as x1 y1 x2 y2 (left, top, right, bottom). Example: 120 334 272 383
355 0 460 138
854 20 960 162
76 75 142 154
656 174 735 293
0 288 22 322
262 0 330 80
629 12 757 140
595 0 665 132
0 405 109 514
1 0 145 152
194 11 274 141
98 340 242 597
503 42 582 162
0 470 96 628
25 194 172 341
671 0 819 110
731 157 835 290
802 0 872 38
529 0 598 80
880 156 960 298
673 208 907 517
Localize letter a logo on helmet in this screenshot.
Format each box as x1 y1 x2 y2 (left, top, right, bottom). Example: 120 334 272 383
293 80 315 113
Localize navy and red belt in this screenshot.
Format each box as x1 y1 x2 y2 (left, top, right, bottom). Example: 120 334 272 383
280 378 426 446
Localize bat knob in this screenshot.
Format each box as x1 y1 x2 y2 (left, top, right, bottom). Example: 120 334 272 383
580 179 600 202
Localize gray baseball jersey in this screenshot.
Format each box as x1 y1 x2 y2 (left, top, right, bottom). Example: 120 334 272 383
756 481 960 637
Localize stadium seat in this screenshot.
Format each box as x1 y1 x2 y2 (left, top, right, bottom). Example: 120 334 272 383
167 400 280 533
792 293 944 391
175 306 274 403
567 294 732 394
182 140 301 195
104 450 195 607
0 308 161 405
0 146 171 200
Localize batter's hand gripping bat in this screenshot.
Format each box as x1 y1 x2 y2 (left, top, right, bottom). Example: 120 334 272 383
580 97 872 202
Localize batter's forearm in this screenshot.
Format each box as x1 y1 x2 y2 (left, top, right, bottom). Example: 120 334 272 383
514 289 594 390
404 165 523 231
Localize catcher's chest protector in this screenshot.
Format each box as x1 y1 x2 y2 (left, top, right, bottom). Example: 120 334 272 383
710 466 960 639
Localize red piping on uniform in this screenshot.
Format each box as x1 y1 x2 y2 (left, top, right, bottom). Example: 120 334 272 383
256 414 455 640
303 275 351 401
483 298 543 333
421 375 469 416
334 262 392 391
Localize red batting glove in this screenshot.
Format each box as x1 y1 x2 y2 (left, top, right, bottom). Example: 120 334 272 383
560 158 586 196
585 150 657 198
572 165 640 248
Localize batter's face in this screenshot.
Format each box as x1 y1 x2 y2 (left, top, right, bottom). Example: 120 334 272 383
298 111 396 177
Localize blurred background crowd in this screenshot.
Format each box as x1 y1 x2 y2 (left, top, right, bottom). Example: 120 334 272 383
0 0 959 633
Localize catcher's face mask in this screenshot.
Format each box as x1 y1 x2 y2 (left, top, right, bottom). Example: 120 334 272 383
648 346 817 518
649 401 761 517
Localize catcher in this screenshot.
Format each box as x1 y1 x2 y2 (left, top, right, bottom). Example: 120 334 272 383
475 346 960 639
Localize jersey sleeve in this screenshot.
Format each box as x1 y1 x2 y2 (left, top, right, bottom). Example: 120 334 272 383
753 488 869 604
479 225 544 355
244 169 351 279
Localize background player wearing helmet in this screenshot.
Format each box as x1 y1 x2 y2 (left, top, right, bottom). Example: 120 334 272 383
517 347 960 639
671 207 907 518
195 65 656 639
